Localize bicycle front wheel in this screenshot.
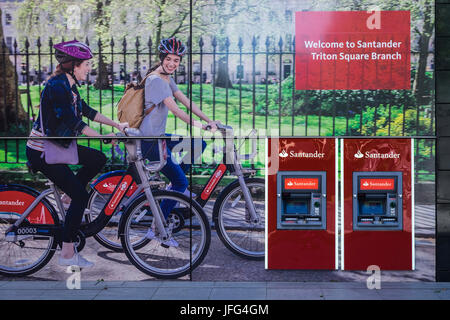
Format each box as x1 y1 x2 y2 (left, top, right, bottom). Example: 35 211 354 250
0 185 59 276
120 190 211 279
213 177 265 260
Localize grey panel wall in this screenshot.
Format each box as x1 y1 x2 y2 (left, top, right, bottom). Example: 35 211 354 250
436 1 450 281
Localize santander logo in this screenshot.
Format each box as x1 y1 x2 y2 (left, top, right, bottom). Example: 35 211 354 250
108 181 128 209
354 148 400 159
279 150 325 158
279 150 289 158
0 200 25 206
354 150 364 159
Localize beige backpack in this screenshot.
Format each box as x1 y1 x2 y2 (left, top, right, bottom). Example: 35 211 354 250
117 73 155 128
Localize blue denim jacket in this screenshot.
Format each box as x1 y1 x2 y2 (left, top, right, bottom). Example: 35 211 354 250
33 73 98 147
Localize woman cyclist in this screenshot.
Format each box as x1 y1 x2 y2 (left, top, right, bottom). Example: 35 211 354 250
26 40 128 268
140 37 220 245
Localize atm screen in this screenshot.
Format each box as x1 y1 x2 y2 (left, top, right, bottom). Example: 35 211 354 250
284 200 308 214
359 200 385 215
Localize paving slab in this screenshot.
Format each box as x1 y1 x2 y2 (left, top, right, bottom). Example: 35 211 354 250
433 289 450 300
318 282 369 289
94 287 157 300
212 281 267 288
151 287 213 300
159 281 215 288
0 289 99 300
52 281 125 290
322 288 382 300
0 281 60 290
377 289 442 300
209 287 267 300
379 282 450 289
266 288 324 300
121 281 163 288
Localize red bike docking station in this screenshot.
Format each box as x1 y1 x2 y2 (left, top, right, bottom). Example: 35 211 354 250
266 137 338 270
341 138 414 270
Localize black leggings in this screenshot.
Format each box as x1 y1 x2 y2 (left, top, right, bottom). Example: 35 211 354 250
26 145 107 243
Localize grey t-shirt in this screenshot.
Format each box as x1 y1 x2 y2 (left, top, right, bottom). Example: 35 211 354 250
139 75 179 137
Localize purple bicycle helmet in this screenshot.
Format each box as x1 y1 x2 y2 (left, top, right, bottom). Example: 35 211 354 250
53 40 93 86
54 40 93 63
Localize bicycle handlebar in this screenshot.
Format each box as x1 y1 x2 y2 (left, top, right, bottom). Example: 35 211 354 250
113 128 167 173
206 124 257 162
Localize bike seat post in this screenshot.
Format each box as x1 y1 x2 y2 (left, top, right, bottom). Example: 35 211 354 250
122 129 169 240
49 182 66 218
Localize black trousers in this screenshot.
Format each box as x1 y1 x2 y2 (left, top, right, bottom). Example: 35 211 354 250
26 144 107 243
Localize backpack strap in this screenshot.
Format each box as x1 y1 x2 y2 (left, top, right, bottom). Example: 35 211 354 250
144 104 156 116
138 72 153 87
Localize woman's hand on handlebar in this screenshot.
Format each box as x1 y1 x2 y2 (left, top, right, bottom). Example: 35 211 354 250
103 132 118 145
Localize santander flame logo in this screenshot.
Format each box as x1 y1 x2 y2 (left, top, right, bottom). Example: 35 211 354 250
354 150 364 159
287 181 293 186
279 150 288 158
363 181 369 187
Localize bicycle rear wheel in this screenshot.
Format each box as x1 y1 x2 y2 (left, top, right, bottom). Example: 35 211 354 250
120 190 211 279
212 177 265 260
0 185 59 276
85 189 125 252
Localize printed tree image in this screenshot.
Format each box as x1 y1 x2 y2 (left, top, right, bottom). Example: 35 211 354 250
0 7 27 133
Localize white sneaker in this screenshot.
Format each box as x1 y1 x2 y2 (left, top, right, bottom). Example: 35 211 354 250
58 253 94 268
161 237 179 248
183 189 196 198
145 227 179 247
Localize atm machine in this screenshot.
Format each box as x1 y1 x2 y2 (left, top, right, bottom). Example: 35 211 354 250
353 172 402 230
342 138 414 270
277 172 327 229
267 138 337 270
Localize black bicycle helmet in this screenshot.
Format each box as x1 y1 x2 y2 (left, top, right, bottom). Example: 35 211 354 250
158 37 187 61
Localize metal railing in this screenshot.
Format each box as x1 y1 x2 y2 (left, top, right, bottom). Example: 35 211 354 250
0 36 435 182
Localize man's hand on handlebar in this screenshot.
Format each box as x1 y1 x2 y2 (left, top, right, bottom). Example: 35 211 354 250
117 122 129 133
204 120 222 133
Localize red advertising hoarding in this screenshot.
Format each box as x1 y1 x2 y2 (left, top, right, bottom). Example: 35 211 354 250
295 11 410 90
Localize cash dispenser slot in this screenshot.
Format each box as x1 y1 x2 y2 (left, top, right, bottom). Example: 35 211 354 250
353 172 402 231
277 172 326 230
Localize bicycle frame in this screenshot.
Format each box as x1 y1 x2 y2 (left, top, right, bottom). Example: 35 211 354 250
6 132 170 243
195 125 260 223
5 184 63 242
90 126 261 224
5 167 137 242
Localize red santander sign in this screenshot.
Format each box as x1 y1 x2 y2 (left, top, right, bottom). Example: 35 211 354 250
284 178 319 190
360 178 395 190
295 11 410 90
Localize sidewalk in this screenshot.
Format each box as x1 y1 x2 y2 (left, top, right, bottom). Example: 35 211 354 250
1 280 450 300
